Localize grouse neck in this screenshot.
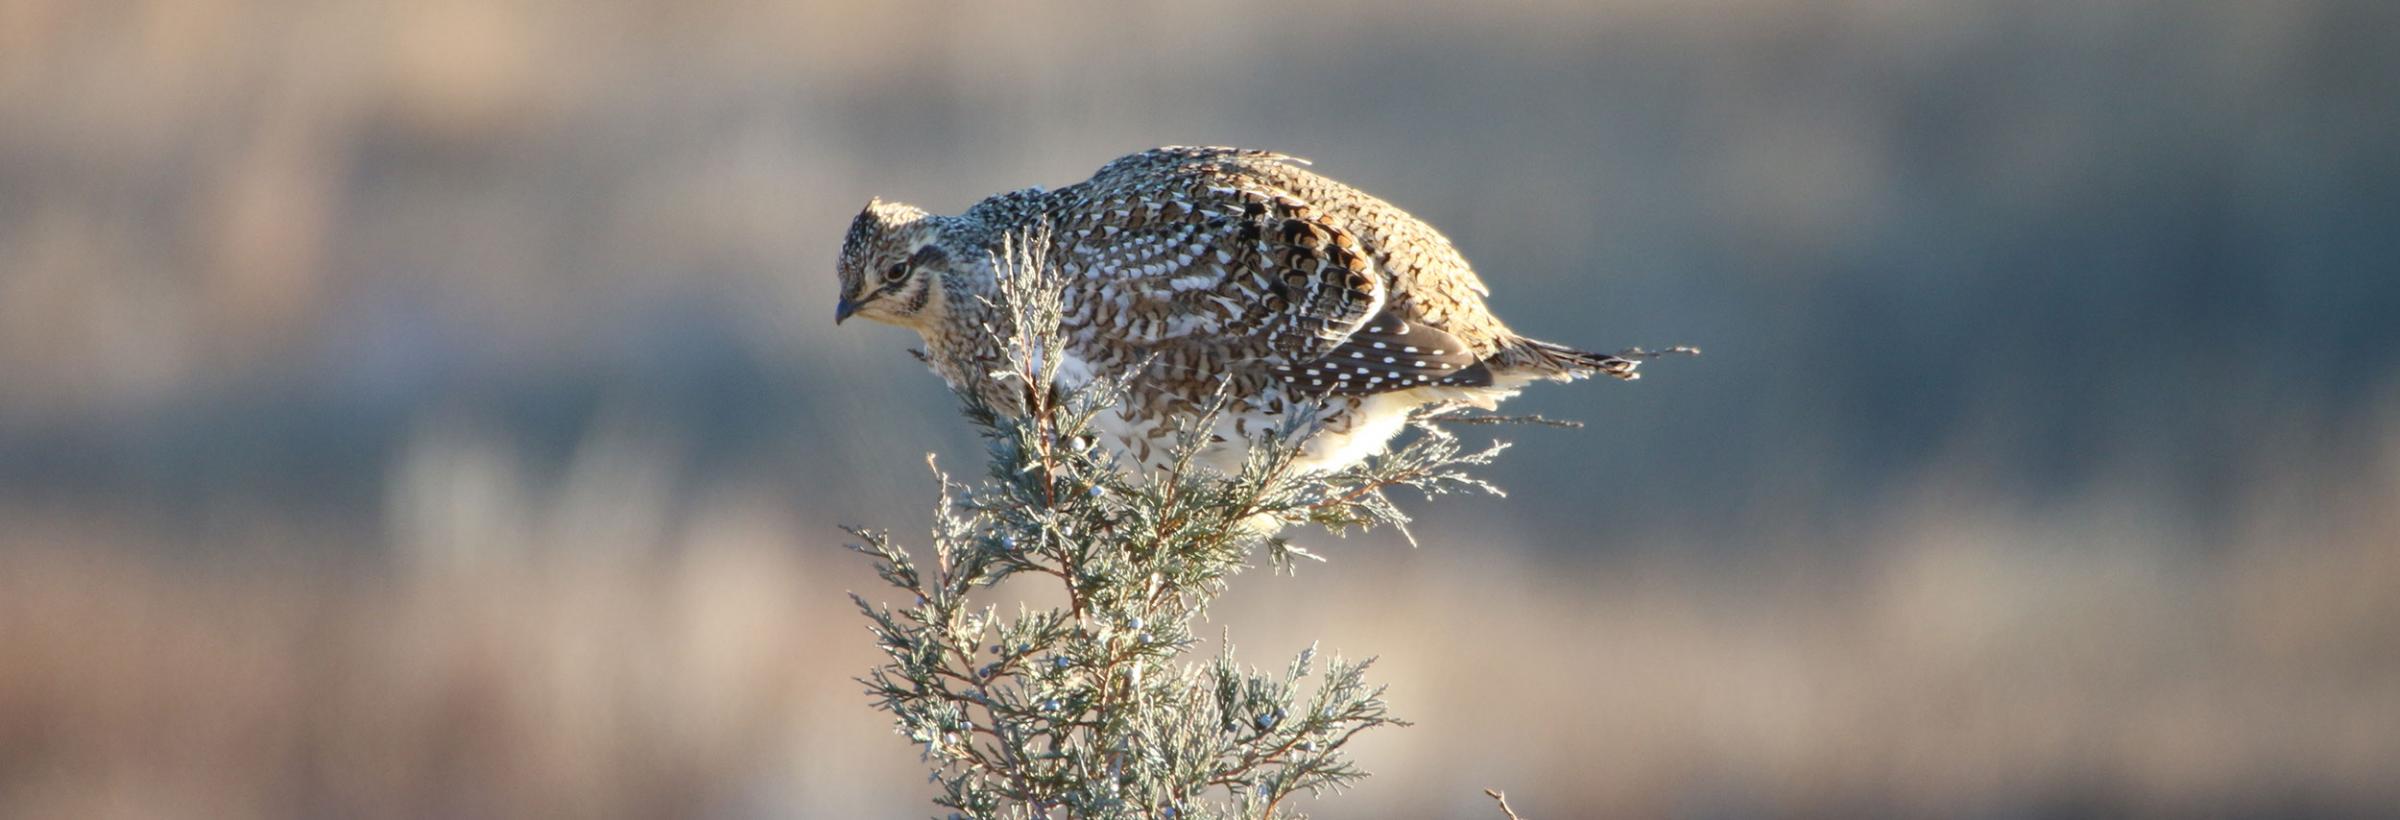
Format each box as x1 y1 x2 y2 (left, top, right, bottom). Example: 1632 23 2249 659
911 267 1007 398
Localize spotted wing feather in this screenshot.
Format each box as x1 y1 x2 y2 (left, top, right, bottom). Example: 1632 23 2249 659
1081 149 1524 398
1271 313 1489 394
1047 150 1385 372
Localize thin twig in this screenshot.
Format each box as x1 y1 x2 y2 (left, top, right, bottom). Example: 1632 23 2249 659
1425 413 1585 429
1484 788 1525 820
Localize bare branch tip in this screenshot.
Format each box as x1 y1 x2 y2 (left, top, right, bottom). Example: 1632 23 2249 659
1426 413 1585 429
1485 788 1526 820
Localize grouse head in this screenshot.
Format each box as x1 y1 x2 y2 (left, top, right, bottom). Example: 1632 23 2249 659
834 198 956 329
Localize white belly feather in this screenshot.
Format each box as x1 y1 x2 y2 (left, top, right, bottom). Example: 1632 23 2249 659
1090 389 1446 476
1030 347 1520 478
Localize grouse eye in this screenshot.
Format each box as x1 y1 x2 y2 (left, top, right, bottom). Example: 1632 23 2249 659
881 262 909 283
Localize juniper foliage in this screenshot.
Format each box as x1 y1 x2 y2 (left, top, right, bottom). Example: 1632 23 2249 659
848 231 1511 819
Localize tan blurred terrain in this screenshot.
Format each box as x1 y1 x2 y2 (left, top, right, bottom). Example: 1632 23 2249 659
3 0 2397 816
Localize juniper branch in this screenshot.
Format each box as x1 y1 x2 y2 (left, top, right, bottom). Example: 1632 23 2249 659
847 228 1509 819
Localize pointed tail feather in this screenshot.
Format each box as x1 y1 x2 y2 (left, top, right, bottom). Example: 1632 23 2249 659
1509 338 1652 381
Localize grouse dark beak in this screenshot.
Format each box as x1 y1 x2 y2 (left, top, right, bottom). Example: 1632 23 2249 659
835 296 857 324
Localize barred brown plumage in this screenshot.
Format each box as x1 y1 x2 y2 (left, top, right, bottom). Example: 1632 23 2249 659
835 146 1659 474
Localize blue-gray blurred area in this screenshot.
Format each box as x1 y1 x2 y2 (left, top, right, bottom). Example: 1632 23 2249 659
3 1 2396 817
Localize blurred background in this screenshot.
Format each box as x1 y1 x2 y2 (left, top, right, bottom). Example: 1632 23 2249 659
3 0 2397 816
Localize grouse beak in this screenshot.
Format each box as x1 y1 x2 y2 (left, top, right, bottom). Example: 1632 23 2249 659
834 296 856 325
